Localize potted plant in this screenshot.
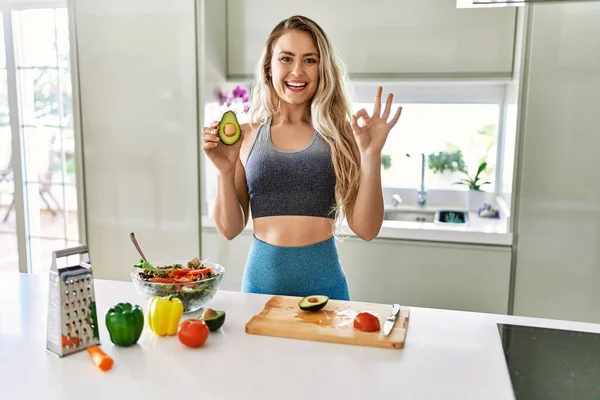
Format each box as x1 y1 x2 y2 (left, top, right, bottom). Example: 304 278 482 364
454 161 491 210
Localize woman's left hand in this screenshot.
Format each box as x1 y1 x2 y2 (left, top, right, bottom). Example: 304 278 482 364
351 86 402 156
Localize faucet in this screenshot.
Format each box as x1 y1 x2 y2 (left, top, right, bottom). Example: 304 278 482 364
417 153 427 206
404 152 427 206
392 194 403 207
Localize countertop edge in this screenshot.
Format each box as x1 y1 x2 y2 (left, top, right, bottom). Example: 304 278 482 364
201 216 513 247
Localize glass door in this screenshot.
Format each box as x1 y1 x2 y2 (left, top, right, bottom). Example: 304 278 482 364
13 7 80 275
0 2 84 275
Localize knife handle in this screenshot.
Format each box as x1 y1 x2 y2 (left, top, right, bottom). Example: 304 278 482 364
391 303 400 316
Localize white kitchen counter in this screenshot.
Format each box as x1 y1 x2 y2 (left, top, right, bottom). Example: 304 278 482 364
202 207 513 247
372 207 512 246
3 272 598 399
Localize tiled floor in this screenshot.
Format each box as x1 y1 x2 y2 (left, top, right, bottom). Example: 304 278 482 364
0 206 81 274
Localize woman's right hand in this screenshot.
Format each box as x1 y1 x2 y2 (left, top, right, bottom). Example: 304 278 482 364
202 121 244 174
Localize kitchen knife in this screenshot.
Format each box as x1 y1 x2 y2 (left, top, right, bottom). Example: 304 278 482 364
383 303 401 336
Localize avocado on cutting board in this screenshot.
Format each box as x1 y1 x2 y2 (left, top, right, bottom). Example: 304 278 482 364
245 295 410 349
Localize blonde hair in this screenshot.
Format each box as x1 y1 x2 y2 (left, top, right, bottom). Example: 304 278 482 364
249 15 361 235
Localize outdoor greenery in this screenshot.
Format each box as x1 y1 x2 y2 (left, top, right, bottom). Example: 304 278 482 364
427 149 467 174
381 154 392 170
31 67 72 125
421 122 497 190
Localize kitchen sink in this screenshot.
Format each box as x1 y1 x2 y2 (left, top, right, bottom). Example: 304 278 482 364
435 210 469 225
383 208 470 225
383 209 436 223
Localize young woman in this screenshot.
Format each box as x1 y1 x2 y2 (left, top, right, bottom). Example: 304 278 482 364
202 15 402 301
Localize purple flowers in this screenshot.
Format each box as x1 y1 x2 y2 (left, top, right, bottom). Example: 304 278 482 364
218 91 228 104
232 86 248 100
217 85 250 112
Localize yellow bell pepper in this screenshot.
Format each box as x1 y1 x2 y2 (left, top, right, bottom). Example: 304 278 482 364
147 294 184 336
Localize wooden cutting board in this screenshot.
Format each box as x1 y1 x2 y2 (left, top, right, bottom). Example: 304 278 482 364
245 295 410 349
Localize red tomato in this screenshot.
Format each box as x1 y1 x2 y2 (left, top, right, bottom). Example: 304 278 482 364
353 312 381 333
177 319 209 348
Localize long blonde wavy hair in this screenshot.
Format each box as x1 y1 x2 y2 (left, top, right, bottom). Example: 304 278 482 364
249 15 361 234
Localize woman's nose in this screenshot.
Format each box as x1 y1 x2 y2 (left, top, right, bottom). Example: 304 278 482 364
291 61 304 76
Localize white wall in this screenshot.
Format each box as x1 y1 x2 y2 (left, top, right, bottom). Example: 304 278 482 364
512 2 600 323
71 0 201 280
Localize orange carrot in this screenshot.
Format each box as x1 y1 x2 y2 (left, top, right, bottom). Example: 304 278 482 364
87 345 113 371
172 268 191 276
189 268 211 276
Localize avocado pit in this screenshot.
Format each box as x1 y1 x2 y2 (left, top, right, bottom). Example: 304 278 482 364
197 308 226 331
203 308 218 318
223 123 236 137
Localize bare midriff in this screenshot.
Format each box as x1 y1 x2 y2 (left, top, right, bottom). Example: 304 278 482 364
252 215 335 247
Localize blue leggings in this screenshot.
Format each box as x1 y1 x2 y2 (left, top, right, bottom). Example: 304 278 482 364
241 235 351 301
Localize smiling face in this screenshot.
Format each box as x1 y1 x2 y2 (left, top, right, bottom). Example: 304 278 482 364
269 29 320 107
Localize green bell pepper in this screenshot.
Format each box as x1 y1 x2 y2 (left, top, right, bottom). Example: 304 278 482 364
105 302 144 347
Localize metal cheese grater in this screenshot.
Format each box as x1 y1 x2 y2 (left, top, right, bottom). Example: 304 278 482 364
46 244 101 357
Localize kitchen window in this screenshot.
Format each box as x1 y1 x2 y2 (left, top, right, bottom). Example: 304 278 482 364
353 102 501 192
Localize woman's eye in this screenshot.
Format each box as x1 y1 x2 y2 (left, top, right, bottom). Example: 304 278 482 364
305 58 317 64
280 57 292 62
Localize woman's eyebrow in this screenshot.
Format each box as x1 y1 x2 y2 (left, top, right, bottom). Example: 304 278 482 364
278 50 319 58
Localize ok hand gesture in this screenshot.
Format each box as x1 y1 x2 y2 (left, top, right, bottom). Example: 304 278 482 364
351 86 402 156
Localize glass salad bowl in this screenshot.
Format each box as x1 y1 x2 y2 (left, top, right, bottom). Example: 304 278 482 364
131 257 225 313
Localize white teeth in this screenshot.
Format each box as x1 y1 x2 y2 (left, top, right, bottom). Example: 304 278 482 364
286 82 307 88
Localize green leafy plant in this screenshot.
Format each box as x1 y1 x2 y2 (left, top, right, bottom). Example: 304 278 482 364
381 154 392 170
454 161 491 191
427 150 467 174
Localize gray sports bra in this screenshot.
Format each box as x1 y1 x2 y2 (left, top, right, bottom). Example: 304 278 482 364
245 118 337 219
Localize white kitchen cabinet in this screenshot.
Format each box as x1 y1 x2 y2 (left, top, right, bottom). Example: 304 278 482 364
337 237 511 314
202 229 512 314
511 3 600 324
226 0 517 79
71 0 201 280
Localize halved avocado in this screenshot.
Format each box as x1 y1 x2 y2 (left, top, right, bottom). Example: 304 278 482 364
298 295 329 312
218 110 241 146
197 308 226 331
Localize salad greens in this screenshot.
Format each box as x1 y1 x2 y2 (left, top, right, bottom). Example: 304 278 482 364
132 256 222 312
